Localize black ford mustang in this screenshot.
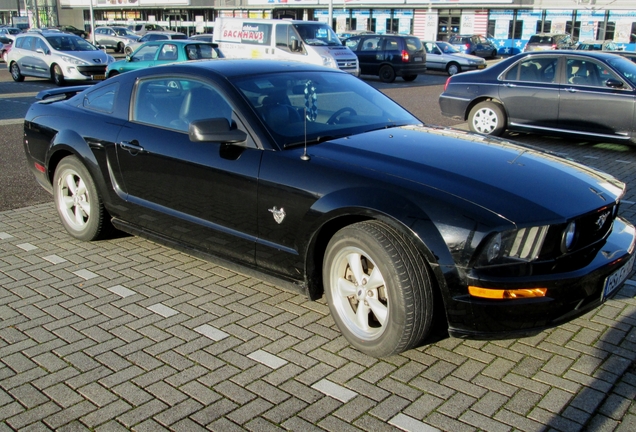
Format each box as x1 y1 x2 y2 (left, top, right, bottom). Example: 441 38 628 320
23 60 635 357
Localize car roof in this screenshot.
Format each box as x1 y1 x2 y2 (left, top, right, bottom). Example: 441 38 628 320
143 39 217 46
144 31 185 36
128 59 340 79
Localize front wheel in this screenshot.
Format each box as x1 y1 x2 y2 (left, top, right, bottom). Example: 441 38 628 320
10 62 24 82
323 221 433 357
2 50 7 63
124 46 133 56
51 64 65 86
379 65 396 83
53 156 109 241
446 62 461 76
468 101 506 136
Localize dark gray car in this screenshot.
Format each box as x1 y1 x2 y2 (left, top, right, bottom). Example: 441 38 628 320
439 51 636 144
524 33 575 52
448 34 498 59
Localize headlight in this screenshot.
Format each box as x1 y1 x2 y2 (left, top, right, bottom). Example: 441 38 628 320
106 55 115 63
477 225 549 267
60 55 89 66
321 55 337 69
561 221 577 253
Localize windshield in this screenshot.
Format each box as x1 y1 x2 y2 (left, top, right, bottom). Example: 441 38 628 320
608 56 636 86
293 23 342 46
232 71 419 148
113 27 135 36
437 42 460 54
46 35 100 51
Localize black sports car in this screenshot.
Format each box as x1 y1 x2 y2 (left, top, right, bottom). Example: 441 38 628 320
439 51 636 144
23 60 635 357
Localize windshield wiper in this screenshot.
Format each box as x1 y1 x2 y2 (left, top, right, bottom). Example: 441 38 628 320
284 135 335 149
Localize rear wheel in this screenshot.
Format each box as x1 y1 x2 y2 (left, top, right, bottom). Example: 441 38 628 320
446 62 461 76
53 156 109 241
116 42 124 53
402 74 417 82
2 50 7 63
490 49 498 59
51 64 65 86
10 62 24 82
379 65 396 83
323 221 433 357
124 46 133 56
468 101 506 136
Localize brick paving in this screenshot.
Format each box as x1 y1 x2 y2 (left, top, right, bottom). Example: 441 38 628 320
2 175 636 431
2 70 636 431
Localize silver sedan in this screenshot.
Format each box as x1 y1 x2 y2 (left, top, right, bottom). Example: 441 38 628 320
422 41 486 75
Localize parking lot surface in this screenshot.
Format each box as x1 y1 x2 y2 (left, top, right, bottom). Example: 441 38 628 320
1 67 636 431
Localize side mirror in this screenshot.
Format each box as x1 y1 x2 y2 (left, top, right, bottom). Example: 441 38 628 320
126 54 132 62
606 78 624 89
189 118 247 144
291 39 302 52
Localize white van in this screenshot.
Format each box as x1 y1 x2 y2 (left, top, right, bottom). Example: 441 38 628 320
214 18 360 76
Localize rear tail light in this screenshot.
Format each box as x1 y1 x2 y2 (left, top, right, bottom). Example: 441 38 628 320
401 50 410 62
464 44 470 52
444 76 452 92
551 44 557 49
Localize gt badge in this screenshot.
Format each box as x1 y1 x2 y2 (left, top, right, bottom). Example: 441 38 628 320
268 206 286 224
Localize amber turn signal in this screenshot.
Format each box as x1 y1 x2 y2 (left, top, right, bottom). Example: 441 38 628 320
468 286 547 299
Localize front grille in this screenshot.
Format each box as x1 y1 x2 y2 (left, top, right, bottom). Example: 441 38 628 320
76 65 107 77
337 59 358 71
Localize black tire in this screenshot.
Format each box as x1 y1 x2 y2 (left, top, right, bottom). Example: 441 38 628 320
116 42 124 53
124 46 133 56
323 221 433 357
446 62 461 76
379 65 396 83
53 156 110 241
402 74 417 82
10 62 24 82
490 49 498 59
468 101 506 136
107 70 119 79
51 64 65 86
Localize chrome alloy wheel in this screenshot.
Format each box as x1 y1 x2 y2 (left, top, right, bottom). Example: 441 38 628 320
328 246 388 341
471 106 500 134
56 167 92 232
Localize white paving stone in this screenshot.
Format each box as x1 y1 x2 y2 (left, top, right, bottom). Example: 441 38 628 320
148 303 179 317
389 413 440 432
108 285 136 298
73 269 98 280
0 232 13 240
311 379 357 403
16 243 38 251
248 350 288 369
195 324 229 341
42 254 67 264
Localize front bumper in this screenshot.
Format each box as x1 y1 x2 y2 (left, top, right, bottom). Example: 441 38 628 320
447 217 636 339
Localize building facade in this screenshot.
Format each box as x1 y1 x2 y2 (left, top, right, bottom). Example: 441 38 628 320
2 0 635 52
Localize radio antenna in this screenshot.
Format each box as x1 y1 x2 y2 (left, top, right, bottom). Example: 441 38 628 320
301 107 310 161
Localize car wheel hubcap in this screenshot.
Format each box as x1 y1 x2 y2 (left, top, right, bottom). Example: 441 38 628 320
57 170 91 230
472 108 498 134
330 246 388 341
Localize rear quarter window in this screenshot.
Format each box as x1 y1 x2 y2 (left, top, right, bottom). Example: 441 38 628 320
404 37 422 52
82 83 119 114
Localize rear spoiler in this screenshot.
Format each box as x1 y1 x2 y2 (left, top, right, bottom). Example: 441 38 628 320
36 86 91 101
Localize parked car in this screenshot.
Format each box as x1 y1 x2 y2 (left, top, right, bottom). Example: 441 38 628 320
0 35 12 62
439 51 636 143
189 33 214 43
344 34 426 82
107 40 221 77
7 29 114 86
124 31 187 55
129 23 166 36
422 40 486 75
94 26 140 53
23 59 635 357
576 39 620 51
448 34 498 59
55 25 88 39
524 33 576 52
337 29 374 42
0 26 21 41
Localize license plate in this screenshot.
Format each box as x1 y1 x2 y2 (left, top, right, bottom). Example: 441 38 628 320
414 57 423 62
92 74 106 80
477 65 486 69
603 254 635 300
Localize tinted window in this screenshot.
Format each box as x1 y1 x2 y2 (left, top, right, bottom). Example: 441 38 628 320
83 83 118 113
504 57 558 83
529 35 554 44
566 58 619 87
404 37 422 53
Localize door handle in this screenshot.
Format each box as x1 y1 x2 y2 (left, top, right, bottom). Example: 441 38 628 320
119 140 145 154
504 83 516 88
565 87 578 93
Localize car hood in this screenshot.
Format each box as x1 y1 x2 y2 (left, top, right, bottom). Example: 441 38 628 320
312 125 624 225
446 52 485 62
61 50 112 64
